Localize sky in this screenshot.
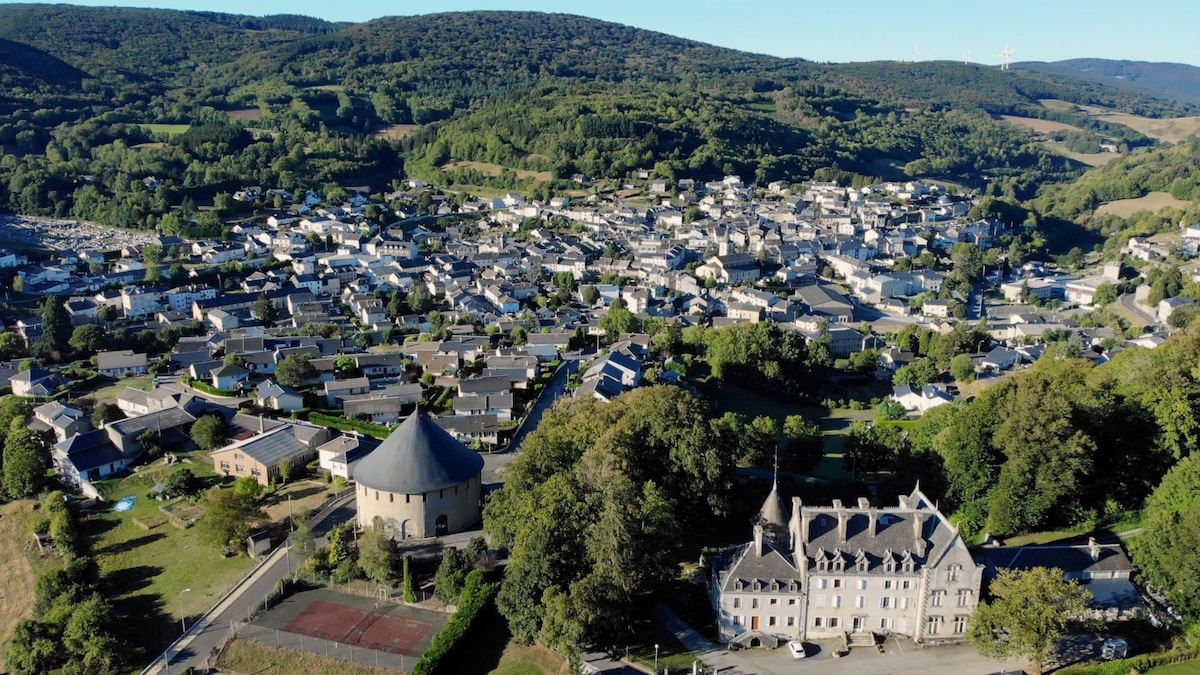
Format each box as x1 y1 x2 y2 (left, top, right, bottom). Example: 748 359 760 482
11 0 1200 67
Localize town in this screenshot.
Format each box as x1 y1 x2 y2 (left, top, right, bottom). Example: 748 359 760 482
1 165 1194 675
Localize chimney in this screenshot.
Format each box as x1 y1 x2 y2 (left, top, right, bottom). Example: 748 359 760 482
868 510 879 536
837 509 849 543
258 415 264 434
898 495 911 510
1087 537 1100 562
753 523 765 556
913 513 930 557
800 509 812 543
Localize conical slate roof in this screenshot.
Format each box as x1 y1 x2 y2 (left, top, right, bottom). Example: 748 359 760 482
354 410 485 494
756 481 787 530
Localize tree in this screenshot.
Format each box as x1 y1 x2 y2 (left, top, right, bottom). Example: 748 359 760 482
401 555 416 603
435 547 472 604
232 475 263 500
3 420 51 498
358 517 399 584
950 242 984 282
292 516 316 568
142 243 163 282
97 304 118 323
1093 282 1117 306
164 468 199 498
843 421 904 476
38 296 72 361
407 283 433 314
275 353 317 387
62 593 123 673
968 567 1091 675
782 415 824 473
893 358 939 387
599 305 639 340
950 353 976 384
69 324 107 356
582 285 600 305
190 413 227 451
254 293 278 327
0 331 28 360
198 487 267 552
1131 453 1200 624
90 402 125 428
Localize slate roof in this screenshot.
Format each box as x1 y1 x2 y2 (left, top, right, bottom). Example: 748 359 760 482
211 425 311 467
718 540 804 592
354 410 484 494
977 542 1133 577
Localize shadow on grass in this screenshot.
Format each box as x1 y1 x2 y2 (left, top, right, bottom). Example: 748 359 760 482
435 603 511 675
94 531 167 556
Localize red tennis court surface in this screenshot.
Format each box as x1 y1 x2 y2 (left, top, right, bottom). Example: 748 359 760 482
284 599 437 655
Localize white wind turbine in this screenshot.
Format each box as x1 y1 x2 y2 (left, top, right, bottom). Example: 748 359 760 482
913 45 922 62
929 47 938 61
963 48 972 64
999 45 1015 70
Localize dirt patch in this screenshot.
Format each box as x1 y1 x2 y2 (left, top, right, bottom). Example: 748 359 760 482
0 501 55 671
1096 191 1191 218
998 114 1081 135
372 123 421 140
226 108 263 122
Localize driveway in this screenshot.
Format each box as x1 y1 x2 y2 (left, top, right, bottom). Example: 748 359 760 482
505 359 574 453
654 604 1027 675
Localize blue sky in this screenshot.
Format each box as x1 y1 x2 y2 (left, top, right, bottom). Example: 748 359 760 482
18 0 1200 66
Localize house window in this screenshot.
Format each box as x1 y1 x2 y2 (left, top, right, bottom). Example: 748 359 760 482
931 590 945 607
786 617 794 627
957 590 973 607
927 616 943 635
953 616 967 634
389 494 394 503
881 597 891 609
813 617 822 628
236 465 245 474
406 494 411 504
815 594 826 608
733 598 741 609
901 597 910 610
769 598 778 606
946 565 960 582
857 579 867 590
788 598 797 606
829 617 839 628
818 579 828 590
375 491 379 500
251 468 261 476
768 617 776 626
901 580 911 590
856 596 865 609
903 562 915 573
884 580 893 590
219 461 230 471
817 561 828 572
885 562 897 573
751 598 759 609
833 579 842 589
733 615 742 626
833 595 842 608
880 618 890 630
234 453 244 460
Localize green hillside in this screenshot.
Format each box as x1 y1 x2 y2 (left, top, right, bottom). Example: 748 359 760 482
1017 58 1200 107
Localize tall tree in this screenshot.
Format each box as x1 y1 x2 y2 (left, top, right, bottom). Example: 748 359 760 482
275 352 317 387
69 324 107 357
407 283 433 314
3 420 51 498
254 292 278 327
190 414 227 450
358 517 399 584
968 567 1091 675
198 488 267 552
38 296 72 361
1131 453 1200 627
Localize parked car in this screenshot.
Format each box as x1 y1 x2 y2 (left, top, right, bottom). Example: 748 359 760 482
787 640 807 659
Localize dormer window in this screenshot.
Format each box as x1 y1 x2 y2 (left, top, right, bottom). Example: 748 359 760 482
752 581 762 591
817 561 829 572
833 560 846 572
856 559 869 572
903 561 915 573
885 562 897 573
735 580 744 591
789 582 798 592
770 582 779 592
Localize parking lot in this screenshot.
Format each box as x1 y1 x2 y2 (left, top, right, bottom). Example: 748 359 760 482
732 636 1027 675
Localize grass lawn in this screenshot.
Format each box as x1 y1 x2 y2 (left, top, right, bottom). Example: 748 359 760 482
1147 661 1200 674
83 374 154 403
217 639 395 675
138 123 190 137
628 619 698 673
436 605 567 675
262 479 335 523
0 500 63 672
85 457 256 657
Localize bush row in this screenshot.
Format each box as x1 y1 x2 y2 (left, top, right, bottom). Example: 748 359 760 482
306 412 391 439
410 570 498 675
183 376 241 397
1056 650 1197 675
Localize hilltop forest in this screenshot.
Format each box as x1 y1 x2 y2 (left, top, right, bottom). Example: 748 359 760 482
0 5 1196 241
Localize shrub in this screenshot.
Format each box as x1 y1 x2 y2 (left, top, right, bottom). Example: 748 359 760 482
410 571 498 675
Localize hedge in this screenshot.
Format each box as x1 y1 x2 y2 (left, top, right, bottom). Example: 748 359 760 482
410 570 498 675
183 376 241 397
1055 650 1197 675
306 412 391 439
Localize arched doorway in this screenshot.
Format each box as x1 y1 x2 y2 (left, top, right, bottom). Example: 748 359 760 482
435 514 449 536
401 519 412 539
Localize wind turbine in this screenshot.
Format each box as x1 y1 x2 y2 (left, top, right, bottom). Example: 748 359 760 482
913 45 922 62
963 48 972 64
999 45 1014 71
929 47 938 61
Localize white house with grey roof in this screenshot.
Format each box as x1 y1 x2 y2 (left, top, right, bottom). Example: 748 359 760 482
709 484 981 648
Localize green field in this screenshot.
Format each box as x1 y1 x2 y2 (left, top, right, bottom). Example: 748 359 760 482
83 374 154 403
1148 661 1200 674
86 454 254 657
218 639 395 675
138 123 190 137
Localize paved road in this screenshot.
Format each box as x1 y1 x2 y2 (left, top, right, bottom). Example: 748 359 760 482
505 359 575 454
145 495 358 674
1118 292 1157 325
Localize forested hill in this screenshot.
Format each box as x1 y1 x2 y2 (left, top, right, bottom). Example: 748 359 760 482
1016 58 1200 107
0 5 1195 218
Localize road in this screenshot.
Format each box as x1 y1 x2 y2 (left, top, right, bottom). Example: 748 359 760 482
146 494 358 674
505 359 575 454
1118 292 1157 326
